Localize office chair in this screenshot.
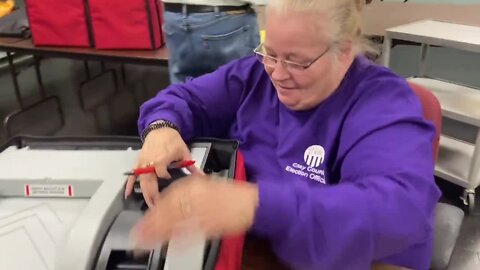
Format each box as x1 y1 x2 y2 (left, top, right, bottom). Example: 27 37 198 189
408 82 464 270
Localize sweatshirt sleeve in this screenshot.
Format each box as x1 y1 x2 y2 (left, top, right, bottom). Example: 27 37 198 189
138 58 259 140
251 77 441 269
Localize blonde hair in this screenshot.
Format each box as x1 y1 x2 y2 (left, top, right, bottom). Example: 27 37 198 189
266 0 376 57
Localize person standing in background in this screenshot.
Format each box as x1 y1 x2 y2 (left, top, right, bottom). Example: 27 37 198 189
161 0 267 83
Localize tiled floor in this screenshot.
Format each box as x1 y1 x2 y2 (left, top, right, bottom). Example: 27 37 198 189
0 45 480 270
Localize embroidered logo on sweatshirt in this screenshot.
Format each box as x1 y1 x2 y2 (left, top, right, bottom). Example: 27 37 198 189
284 145 327 184
304 145 325 167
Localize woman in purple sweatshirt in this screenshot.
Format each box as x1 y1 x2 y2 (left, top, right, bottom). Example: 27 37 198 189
126 0 440 269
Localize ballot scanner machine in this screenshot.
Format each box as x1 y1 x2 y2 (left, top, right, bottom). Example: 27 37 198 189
0 136 239 270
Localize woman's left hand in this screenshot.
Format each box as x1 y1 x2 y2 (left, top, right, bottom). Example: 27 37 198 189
130 173 259 248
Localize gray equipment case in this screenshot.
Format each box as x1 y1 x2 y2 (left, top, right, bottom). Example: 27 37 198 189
0 136 239 270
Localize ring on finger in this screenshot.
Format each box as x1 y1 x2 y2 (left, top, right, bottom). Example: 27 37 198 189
143 161 155 168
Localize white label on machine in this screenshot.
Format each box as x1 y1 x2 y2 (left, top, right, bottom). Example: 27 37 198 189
24 184 74 197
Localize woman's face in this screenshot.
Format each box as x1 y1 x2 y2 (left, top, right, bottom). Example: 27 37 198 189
263 10 353 110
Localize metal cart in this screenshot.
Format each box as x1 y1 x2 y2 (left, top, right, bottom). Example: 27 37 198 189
382 20 480 213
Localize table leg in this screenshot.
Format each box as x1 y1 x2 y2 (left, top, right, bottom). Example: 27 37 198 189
468 129 480 184
84 60 91 80
120 64 127 83
419 43 429 77
6 52 24 108
463 128 480 214
33 56 47 99
381 36 392 67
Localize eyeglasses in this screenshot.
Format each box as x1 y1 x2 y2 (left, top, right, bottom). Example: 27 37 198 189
253 43 330 74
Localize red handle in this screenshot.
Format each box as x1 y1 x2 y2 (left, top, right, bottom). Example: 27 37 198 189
127 160 195 176
132 166 156 175
169 160 195 168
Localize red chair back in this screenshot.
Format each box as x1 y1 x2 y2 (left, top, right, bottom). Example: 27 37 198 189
408 82 442 162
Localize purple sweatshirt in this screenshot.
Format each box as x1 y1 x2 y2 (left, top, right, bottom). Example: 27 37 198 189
138 56 441 270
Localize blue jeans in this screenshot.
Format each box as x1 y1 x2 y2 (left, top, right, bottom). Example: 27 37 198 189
163 7 260 83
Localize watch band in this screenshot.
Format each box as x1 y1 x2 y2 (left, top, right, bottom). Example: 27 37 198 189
141 120 180 142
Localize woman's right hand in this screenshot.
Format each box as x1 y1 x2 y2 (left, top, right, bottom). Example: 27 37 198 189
124 127 192 208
